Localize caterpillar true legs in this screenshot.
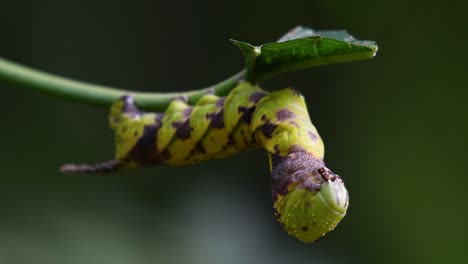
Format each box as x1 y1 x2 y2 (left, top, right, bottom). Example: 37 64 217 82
61 82 349 242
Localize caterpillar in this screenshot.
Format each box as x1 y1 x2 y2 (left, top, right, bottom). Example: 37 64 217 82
61 82 349 243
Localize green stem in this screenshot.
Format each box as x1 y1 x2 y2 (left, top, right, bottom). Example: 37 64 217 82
0 28 377 111
0 56 245 111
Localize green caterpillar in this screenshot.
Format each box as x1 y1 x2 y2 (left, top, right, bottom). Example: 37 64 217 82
61 82 349 243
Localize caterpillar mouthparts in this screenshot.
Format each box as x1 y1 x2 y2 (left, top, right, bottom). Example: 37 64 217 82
319 172 349 214
273 171 349 242
271 152 349 242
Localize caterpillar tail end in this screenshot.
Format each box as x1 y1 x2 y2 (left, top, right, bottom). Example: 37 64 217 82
60 160 121 174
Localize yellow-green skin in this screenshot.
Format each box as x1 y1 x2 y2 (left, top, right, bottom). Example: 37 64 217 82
110 83 323 166
67 82 349 242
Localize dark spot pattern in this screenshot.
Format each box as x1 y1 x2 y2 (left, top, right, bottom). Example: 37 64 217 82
190 142 206 155
129 124 159 164
249 92 267 103
216 98 225 107
238 106 256 124
128 114 163 165
276 109 296 121
270 148 325 201
260 121 278 139
270 144 282 169
318 167 337 182
206 110 224 129
183 107 193 117
121 95 140 115
308 131 317 141
173 119 191 139
301 226 309 232
115 84 324 196
289 121 299 128
288 145 308 154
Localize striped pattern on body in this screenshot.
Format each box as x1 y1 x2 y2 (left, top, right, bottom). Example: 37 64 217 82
62 82 349 242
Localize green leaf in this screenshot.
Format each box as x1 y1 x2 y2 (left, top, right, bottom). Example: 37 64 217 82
231 26 378 83
0 26 377 110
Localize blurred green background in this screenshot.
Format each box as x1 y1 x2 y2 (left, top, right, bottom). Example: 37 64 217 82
1 0 466 263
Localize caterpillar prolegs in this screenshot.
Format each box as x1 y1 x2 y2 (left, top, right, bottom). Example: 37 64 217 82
61 82 349 242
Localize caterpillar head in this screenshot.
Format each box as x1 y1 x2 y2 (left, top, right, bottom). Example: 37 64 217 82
271 152 349 243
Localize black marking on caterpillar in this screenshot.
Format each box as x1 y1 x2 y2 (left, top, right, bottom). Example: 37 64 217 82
238 106 256 124
129 115 164 165
276 109 296 121
61 82 348 243
260 121 278 139
249 92 267 103
172 119 192 139
206 109 224 129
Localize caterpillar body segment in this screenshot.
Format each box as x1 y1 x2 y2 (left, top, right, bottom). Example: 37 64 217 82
61 82 349 243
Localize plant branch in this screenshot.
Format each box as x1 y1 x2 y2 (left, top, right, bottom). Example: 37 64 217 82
0 26 377 111
0 57 245 111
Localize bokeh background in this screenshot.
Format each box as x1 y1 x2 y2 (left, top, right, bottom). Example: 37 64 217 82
1 0 466 263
